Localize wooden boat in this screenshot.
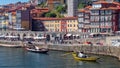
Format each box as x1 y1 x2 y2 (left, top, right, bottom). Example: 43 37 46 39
26 47 49 53
25 42 49 53
72 53 99 61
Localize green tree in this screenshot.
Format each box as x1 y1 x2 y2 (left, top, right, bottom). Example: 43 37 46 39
78 3 85 9
56 5 66 13
45 12 57 17
37 2 46 8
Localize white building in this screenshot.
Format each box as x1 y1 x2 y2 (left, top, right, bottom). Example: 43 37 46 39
67 0 78 17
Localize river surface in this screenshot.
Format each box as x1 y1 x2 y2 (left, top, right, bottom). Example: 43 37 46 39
0 47 120 68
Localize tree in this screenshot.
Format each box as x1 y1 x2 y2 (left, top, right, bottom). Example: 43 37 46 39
56 5 66 13
45 12 57 17
37 2 46 8
78 3 85 9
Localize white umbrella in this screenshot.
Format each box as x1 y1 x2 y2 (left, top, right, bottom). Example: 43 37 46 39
66 34 72 36
5 36 19 38
0 35 5 38
33 36 46 39
24 36 33 38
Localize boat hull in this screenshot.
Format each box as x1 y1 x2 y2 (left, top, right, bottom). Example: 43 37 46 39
26 48 49 53
72 53 99 61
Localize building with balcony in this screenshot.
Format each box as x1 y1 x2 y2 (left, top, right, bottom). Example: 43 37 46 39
8 12 16 30
0 12 9 31
78 0 120 33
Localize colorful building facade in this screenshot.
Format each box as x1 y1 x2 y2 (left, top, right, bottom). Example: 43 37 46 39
78 0 120 33
32 17 78 32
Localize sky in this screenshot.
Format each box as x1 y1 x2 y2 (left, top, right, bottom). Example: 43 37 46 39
0 0 29 5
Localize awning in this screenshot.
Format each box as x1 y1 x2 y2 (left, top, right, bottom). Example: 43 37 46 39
0 35 5 38
5 36 19 38
24 36 33 38
76 34 79 36
33 36 46 39
66 34 72 36
89 33 99 35
73 35 75 36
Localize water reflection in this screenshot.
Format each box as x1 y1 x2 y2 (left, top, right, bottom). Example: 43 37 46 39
76 60 100 65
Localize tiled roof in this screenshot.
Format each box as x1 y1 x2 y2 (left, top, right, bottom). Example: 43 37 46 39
85 6 92 9
33 17 77 21
78 9 85 12
31 8 49 13
11 12 16 15
94 1 108 4
94 1 120 5
101 7 120 10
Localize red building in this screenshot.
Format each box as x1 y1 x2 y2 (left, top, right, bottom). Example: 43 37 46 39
61 20 67 32
78 0 120 33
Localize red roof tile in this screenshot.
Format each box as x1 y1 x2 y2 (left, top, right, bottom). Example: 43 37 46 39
33 17 77 21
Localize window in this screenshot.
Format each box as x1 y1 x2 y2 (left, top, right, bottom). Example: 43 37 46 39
105 10 112 15
100 10 104 15
78 18 84 22
70 24 72 27
100 23 105 26
78 24 83 28
74 24 76 27
100 16 104 21
73 20 75 22
68 24 69 27
90 16 94 21
78 13 84 17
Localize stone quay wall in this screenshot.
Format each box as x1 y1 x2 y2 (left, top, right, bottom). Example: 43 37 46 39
48 44 120 60
0 39 120 60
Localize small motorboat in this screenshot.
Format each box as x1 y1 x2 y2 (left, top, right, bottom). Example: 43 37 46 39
72 53 99 61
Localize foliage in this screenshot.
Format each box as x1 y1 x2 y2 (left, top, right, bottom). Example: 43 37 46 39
55 5 66 13
40 4 66 18
78 3 85 9
45 12 57 17
37 2 46 8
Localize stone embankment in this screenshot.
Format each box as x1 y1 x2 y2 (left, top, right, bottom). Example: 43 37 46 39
48 44 120 60
0 40 120 60
0 40 22 47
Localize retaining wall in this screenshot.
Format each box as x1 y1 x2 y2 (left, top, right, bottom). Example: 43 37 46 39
48 45 120 60
0 41 120 60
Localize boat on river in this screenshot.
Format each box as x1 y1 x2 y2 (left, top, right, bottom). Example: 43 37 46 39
72 53 99 61
26 47 49 53
25 42 49 53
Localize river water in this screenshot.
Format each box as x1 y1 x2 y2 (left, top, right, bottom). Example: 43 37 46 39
0 47 120 68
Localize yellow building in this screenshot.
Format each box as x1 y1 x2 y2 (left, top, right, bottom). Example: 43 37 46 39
67 18 78 32
33 17 78 32
43 19 61 32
